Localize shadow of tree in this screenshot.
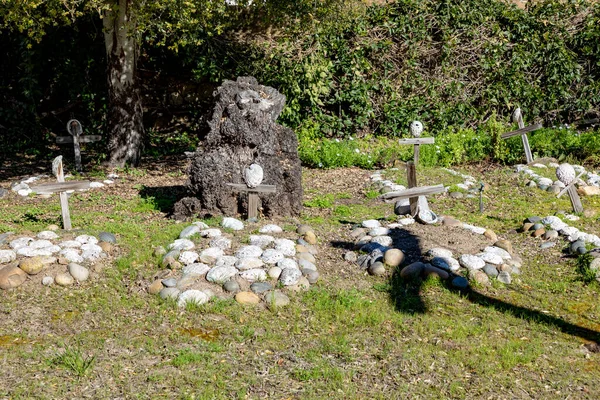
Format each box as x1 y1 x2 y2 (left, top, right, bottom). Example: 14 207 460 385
138 184 187 215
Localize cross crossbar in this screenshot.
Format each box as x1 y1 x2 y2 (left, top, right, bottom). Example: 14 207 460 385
226 183 276 193
30 181 91 194
381 184 445 203
501 123 542 139
397 138 435 145
56 135 102 144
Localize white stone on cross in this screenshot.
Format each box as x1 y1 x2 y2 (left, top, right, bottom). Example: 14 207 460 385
228 163 275 219
555 163 584 214
55 119 102 172
380 162 444 223
501 108 541 164
398 121 434 164
29 156 90 230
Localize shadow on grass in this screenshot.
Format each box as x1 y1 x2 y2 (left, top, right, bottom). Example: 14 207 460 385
139 185 187 214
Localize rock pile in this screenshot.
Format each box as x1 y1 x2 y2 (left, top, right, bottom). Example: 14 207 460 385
148 219 319 308
516 162 600 196
344 218 520 288
0 230 115 290
519 214 600 252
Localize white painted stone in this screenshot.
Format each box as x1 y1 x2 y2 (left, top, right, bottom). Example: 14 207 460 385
177 290 209 307
206 266 238 284
42 276 54 286
261 249 285 265
459 254 485 270
249 235 275 248
279 268 302 286
0 250 17 263
427 248 454 259
462 224 487 235
179 251 200 265
168 239 195 251
179 225 201 238
200 228 222 238
59 240 81 248
268 267 282 279
10 237 34 250
476 252 503 265
182 263 211 276
410 121 423 137
362 220 381 229
210 236 232 250
192 221 209 229
259 224 283 234
222 217 244 231
277 258 298 270
29 240 54 249
274 239 296 256
398 218 415 226
59 248 84 263
371 236 393 247
236 257 264 271
200 247 224 264
37 231 59 240
215 256 238 267
244 164 264 188
369 227 390 237
75 235 99 245
483 246 512 260
239 268 267 283
556 163 576 185
68 263 90 282
236 245 263 259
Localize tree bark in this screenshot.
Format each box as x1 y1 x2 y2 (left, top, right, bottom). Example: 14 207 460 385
103 0 144 167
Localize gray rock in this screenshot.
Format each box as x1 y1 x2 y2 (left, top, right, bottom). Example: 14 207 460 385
162 278 178 287
362 219 381 229
168 239 195 251
400 262 425 279
265 290 290 308
250 281 273 294
182 263 211 276
543 230 559 240
160 287 181 300
236 245 263 259
350 228 367 238
304 270 320 283
200 247 224 264
277 258 298 270
532 223 544 231
0 250 17 264
297 252 316 264
525 216 542 224
449 191 464 199
236 257 264 271
357 254 371 270
0 188 8 198
540 242 556 250
178 251 200 265
223 280 240 293
274 239 296 256
215 256 238 267
297 225 314 235
200 228 222 238
249 235 275 248
371 235 393 247
427 248 454 259
483 264 499 278
98 232 117 244
368 261 386 276
497 271 512 284
298 259 317 272
469 269 490 285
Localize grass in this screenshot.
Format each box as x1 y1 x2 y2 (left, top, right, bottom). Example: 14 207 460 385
1 163 600 398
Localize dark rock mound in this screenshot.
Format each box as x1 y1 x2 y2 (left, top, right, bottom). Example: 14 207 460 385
173 77 303 220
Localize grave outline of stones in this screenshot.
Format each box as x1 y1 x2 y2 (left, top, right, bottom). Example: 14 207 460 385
398 121 434 164
501 108 542 164
556 169 585 214
226 180 276 220
380 161 445 217
29 156 91 230
56 119 102 172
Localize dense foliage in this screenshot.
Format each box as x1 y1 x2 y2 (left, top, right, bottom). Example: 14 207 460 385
1 0 599 166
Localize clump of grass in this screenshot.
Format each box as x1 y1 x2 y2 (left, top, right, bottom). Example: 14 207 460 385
50 344 96 377
304 194 335 208
576 253 597 284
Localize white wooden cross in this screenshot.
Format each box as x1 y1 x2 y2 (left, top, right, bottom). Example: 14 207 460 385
501 108 541 164
380 162 445 217
398 121 434 164
56 119 102 172
29 156 90 230
556 164 584 214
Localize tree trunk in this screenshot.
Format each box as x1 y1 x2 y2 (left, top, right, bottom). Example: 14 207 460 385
103 0 144 167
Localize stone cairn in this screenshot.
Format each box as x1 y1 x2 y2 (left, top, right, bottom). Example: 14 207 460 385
174 77 303 220
148 218 319 308
342 170 523 288
0 230 116 290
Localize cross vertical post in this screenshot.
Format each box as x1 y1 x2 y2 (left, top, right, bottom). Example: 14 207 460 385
54 156 72 230
501 108 540 164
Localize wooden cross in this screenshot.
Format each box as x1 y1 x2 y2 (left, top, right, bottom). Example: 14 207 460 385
226 183 276 219
398 137 435 164
557 171 585 214
29 156 90 230
56 119 102 172
380 162 445 217
501 108 541 164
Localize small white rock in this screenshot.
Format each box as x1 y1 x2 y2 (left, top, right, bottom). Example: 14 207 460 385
68 263 90 282
459 254 485 270
179 251 200 265
362 219 381 229
177 290 209 307
222 217 244 231
37 231 59 240
259 224 283 234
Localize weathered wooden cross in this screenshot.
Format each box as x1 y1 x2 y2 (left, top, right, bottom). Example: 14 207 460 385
380 162 445 217
398 121 434 164
56 119 102 172
29 156 90 230
501 108 542 164
226 183 276 220
556 166 584 214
